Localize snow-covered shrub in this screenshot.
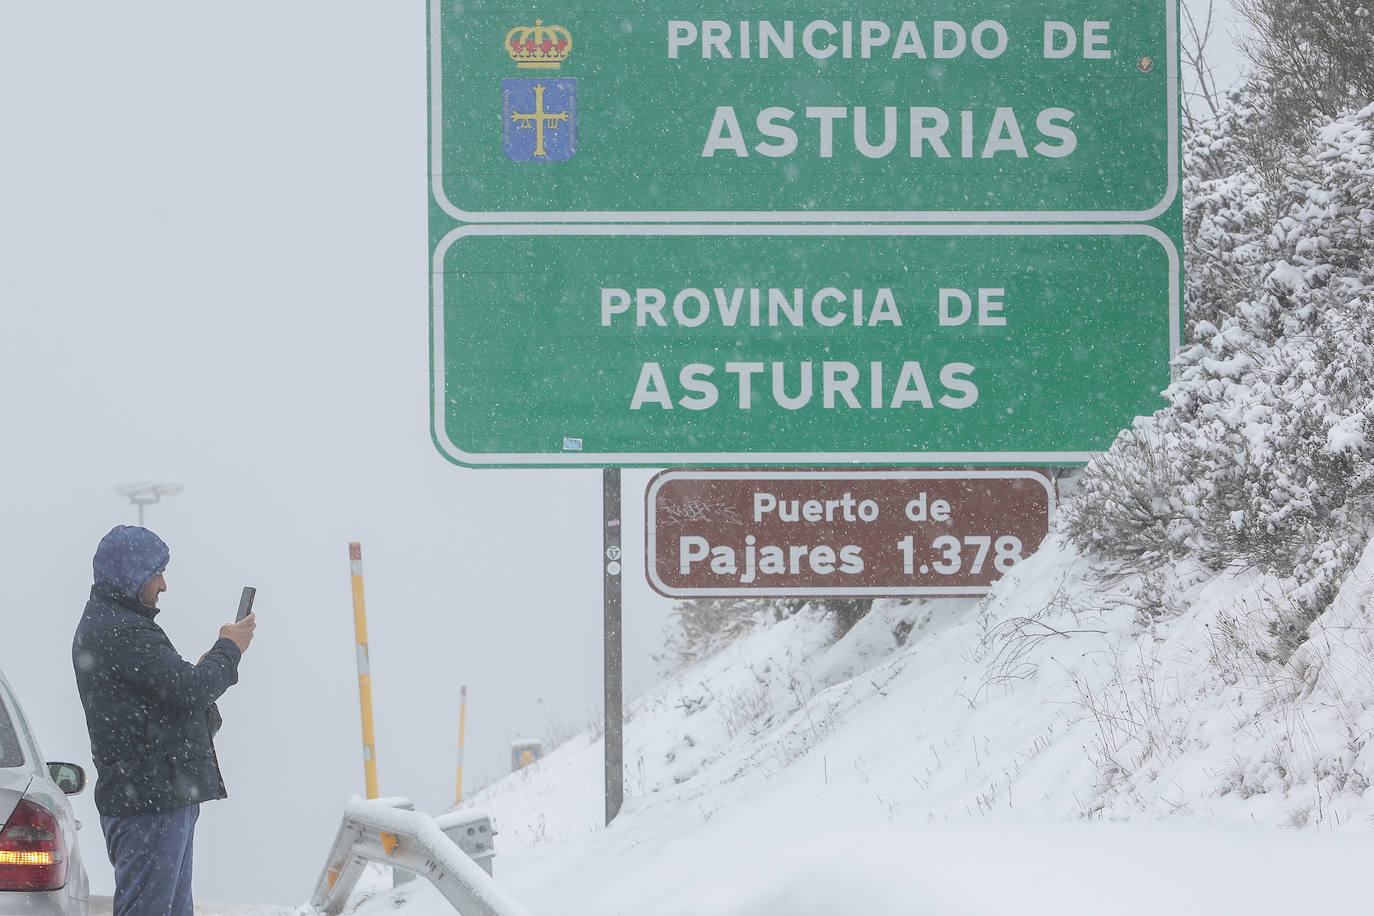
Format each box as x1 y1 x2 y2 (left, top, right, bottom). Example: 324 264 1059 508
661 597 876 672
1181 87 1281 335
660 598 776 669
805 598 874 637
1237 0 1374 150
1065 100 1374 654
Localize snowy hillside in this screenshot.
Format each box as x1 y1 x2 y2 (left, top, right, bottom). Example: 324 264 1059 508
328 527 1374 915
319 93 1374 914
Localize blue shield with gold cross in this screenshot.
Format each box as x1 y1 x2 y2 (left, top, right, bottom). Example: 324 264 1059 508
503 78 577 162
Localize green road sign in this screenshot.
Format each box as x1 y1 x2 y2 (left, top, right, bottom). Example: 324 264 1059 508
428 2 1178 221
430 225 1178 467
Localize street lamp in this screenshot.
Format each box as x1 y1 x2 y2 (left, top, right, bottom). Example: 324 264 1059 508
115 481 185 526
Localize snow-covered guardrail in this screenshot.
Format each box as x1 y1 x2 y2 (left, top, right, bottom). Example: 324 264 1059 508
309 797 532 916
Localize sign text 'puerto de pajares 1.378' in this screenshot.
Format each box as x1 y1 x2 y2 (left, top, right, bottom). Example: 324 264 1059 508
647 469 1055 597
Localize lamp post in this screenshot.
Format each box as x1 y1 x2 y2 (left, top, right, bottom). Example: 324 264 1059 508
115 481 185 526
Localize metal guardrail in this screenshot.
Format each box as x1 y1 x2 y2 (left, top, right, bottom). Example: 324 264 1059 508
309 797 533 916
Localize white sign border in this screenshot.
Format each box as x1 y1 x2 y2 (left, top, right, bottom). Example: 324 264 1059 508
644 468 1057 598
429 2 1179 223
431 223 1181 468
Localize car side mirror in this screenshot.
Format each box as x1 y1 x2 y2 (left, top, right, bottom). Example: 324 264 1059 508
47 761 86 795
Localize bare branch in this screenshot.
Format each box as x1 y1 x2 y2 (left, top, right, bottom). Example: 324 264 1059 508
1180 0 1223 125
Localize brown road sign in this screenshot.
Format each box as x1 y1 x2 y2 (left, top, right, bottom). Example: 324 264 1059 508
646 469 1055 597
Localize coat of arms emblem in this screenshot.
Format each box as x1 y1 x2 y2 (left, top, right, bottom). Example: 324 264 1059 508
503 19 576 162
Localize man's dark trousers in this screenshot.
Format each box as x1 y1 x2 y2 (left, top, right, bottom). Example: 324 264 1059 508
101 804 200 916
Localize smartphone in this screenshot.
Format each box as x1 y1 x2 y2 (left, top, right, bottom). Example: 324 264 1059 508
235 586 257 622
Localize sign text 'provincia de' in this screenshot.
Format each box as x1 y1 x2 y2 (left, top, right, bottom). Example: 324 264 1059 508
430 226 1177 466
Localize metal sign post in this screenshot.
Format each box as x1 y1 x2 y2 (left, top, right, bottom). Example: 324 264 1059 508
455 684 468 805
603 468 624 823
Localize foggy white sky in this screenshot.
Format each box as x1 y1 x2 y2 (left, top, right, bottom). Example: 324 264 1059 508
1180 0 1250 114
0 1 1249 907
0 2 677 904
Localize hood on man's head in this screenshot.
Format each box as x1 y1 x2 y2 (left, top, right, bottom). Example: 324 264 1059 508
93 525 170 601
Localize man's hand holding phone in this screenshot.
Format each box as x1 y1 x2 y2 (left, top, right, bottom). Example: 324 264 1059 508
220 586 257 654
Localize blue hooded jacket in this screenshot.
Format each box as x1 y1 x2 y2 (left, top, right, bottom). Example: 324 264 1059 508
73 526 242 816
92 525 170 602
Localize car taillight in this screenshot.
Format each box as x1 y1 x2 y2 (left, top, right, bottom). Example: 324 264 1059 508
0 799 66 891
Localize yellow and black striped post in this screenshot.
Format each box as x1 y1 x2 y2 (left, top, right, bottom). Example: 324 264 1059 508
455 685 468 805
348 541 380 799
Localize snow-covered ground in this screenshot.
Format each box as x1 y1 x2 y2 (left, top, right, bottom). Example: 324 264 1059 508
308 525 1374 915
89 897 296 915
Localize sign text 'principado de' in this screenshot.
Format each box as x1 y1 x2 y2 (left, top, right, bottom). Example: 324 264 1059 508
429 2 1178 220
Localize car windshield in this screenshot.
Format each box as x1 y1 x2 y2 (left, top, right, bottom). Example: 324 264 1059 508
0 687 26 768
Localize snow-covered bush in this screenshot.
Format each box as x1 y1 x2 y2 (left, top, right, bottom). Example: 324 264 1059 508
661 597 875 671
1065 98 1374 654
660 598 776 669
1236 0 1374 154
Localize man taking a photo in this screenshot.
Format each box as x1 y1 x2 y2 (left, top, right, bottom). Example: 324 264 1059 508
72 525 256 916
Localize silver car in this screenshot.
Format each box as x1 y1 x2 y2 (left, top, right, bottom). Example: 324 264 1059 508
0 666 88 915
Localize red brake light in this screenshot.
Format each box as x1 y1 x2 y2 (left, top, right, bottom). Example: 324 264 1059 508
0 799 67 891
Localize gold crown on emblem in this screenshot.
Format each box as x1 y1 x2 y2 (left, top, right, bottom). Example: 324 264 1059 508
506 18 572 68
